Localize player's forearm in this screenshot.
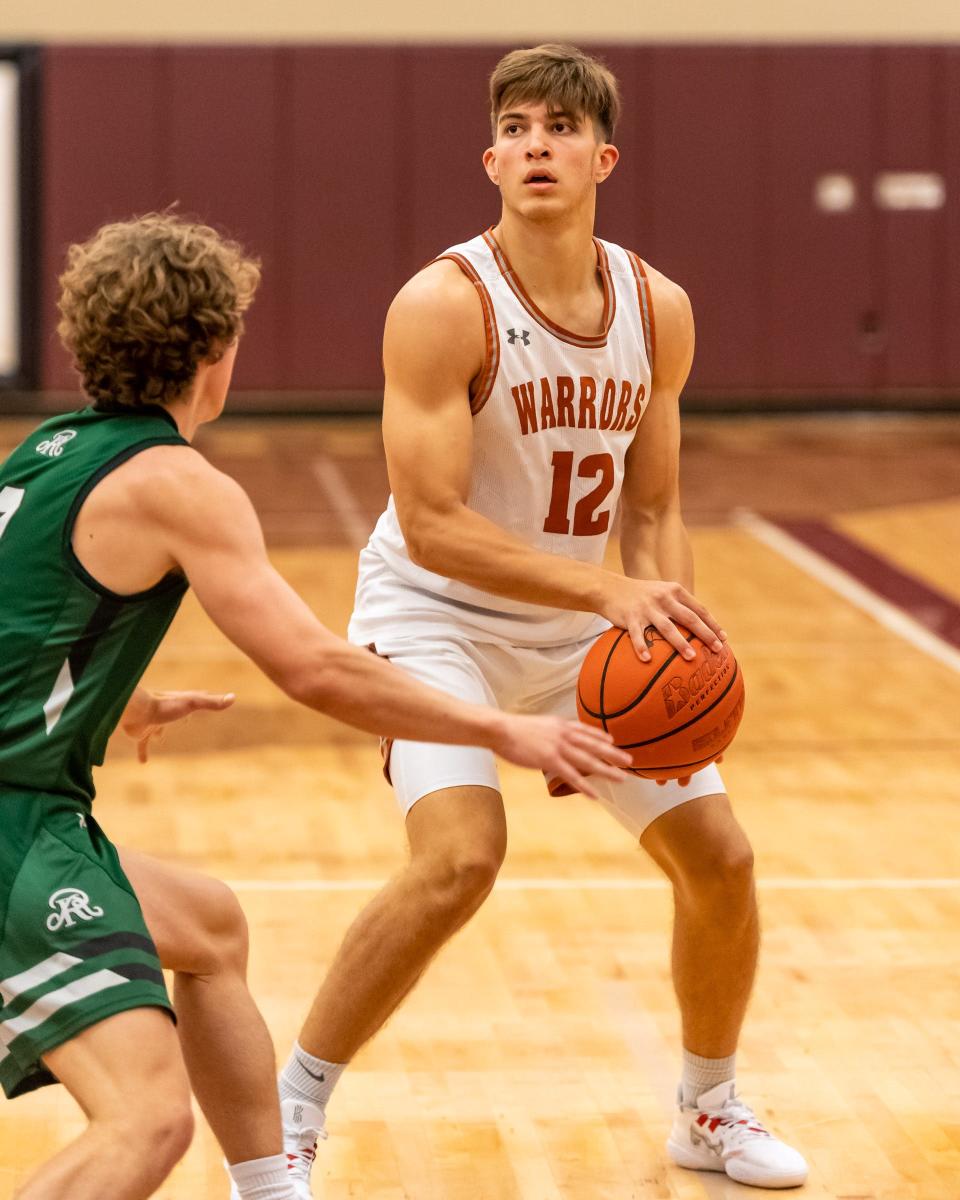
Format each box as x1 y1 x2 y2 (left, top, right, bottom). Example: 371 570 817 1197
406 501 614 613
286 639 508 749
620 505 695 591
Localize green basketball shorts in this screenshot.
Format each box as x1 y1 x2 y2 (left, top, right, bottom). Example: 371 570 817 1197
0 790 173 1098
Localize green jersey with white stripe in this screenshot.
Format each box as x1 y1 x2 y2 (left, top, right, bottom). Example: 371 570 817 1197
0 406 189 806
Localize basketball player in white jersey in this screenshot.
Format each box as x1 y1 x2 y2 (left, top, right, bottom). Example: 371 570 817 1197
275 45 808 1192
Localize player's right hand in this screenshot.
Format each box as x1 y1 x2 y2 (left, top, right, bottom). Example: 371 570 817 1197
600 575 725 663
121 688 236 763
492 715 631 799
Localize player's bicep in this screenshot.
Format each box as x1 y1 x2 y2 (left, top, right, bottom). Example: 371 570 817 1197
621 272 692 516
154 466 335 686
381 268 484 535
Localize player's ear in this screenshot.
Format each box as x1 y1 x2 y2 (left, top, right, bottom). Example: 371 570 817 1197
482 146 500 186
596 142 619 184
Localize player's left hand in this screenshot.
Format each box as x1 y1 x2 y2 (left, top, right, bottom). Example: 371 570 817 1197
121 689 235 763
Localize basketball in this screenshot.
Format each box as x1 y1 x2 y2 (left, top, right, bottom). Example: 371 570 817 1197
576 625 745 780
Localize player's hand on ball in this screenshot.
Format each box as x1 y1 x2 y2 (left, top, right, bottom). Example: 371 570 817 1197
493 715 631 799
600 575 725 662
121 689 236 763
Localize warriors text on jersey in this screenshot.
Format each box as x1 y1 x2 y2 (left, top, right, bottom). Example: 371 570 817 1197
0 407 189 805
351 228 656 647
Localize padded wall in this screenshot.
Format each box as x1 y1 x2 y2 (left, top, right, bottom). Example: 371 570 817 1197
40 44 960 398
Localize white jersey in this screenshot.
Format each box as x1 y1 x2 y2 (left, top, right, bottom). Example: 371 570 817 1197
351 228 657 648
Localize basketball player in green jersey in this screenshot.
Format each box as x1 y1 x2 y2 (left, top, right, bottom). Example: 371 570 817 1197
0 213 629 1200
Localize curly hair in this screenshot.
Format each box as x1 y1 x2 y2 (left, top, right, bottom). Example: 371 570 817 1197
489 44 621 143
57 213 261 411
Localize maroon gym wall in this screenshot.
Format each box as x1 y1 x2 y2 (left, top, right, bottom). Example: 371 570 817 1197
40 44 960 401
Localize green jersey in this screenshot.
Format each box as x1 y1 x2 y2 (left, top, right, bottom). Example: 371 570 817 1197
0 406 190 806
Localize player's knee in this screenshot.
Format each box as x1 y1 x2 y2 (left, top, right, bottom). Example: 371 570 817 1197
93 1080 193 1184
145 1095 195 1169
666 830 755 905
185 878 249 976
205 878 249 959
420 846 504 915
686 840 755 902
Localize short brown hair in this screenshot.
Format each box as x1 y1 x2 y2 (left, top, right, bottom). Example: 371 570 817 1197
57 212 261 411
489 44 621 142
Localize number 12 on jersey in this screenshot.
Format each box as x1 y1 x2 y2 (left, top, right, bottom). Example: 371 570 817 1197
0 485 25 540
543 452 614 536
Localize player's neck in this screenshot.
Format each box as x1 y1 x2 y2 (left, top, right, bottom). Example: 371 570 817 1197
163 366 226 441
160 396 197 442
163 392 217 443
492 207 599 300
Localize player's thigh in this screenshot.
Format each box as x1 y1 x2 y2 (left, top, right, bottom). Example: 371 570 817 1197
118 848 247 976
0 795 173 1102
587 766 728 842
43 1007 189 1122
377 637 503 818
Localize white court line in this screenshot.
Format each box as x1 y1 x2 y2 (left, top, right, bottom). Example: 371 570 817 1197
311 454 371 550
735 508 960 675
227 877 960 892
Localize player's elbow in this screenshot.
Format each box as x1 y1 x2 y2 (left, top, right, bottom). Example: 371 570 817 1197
399 508 451 573
271 641 356 712
621 494 680 537
280 661 339 712
620 502 664 546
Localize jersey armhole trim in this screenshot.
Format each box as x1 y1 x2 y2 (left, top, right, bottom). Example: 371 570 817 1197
626 252 656 376
433 253 500 416
62 437 191 604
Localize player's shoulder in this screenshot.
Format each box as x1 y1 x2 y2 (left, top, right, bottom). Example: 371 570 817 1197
624 257 694 386
384 259 486 380
117 442 251 525
631 257 692 328
388 258 482 332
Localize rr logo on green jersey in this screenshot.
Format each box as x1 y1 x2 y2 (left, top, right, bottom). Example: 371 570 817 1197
36 430 78 458
46 887 105 932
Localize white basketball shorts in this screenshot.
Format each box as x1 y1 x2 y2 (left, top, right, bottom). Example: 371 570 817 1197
356 628 726 840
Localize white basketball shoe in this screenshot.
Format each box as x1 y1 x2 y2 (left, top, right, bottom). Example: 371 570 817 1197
282 1097 325 1199
227 1098 325 1200
667 1081 808 1188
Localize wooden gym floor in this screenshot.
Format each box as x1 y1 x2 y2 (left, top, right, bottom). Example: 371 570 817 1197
1 412 958 1199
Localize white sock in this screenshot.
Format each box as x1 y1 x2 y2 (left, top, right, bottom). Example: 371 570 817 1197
681 1048 737 1107
278 1040 346 1115
228 1154 295 1199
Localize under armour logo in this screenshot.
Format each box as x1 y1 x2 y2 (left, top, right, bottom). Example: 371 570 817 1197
36 430 77 458
46 887 104 932
507 328 530 346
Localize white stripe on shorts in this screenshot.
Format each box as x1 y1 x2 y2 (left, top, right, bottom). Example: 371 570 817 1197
0 969 129 1047
0 952 83 1006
